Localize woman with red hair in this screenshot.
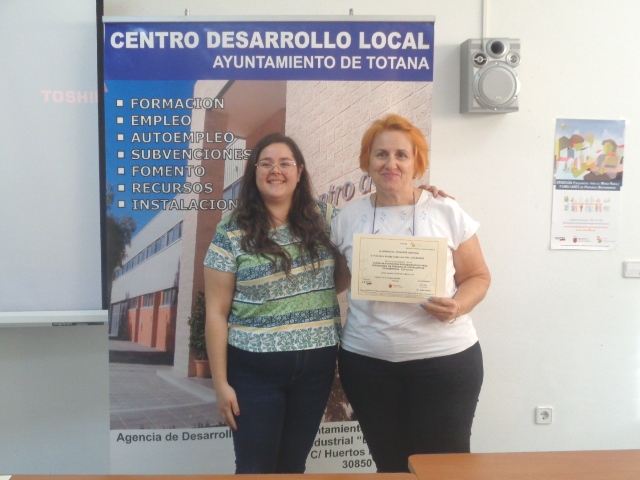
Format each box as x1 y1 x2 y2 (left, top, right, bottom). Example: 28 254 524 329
332 114 491 472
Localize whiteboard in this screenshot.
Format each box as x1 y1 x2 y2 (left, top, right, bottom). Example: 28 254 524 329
0 0 104 318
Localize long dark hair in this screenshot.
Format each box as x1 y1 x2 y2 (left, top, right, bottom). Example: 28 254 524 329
233 133 337 275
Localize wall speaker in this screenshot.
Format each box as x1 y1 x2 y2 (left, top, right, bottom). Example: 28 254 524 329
460 38 520 113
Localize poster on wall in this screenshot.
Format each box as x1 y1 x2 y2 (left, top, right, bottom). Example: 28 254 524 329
550 118 625 250
103 16 434 474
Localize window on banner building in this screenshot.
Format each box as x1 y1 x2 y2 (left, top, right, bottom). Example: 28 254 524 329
161 288 177 306
167 222 182 245
114 222 184 279
142 293 154 308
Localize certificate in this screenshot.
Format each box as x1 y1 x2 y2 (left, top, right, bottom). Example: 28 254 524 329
350 234 447 303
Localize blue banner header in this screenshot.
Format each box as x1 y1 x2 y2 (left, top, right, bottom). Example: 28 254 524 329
104 20 434 81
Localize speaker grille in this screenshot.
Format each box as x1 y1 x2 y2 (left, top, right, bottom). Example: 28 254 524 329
474 63 519 108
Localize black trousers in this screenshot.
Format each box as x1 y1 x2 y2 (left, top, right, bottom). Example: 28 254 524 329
338 342 483 473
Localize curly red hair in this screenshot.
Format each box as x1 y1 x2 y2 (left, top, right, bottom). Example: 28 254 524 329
359 114 429 178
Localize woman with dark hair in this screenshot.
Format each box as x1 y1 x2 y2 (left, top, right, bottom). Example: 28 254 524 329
202 133 347 474
332 114 491 472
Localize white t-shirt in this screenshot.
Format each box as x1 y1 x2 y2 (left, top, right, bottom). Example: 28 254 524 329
331 190 480 362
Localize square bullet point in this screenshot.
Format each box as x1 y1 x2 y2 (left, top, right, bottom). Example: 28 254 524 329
117 184 125 192
116 99 124 107
117 134 124 141
117 167 125 175
118 200 125 208
117 151 125 159
116 117 124 124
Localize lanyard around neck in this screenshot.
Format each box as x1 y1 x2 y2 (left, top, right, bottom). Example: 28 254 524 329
371 190 416 235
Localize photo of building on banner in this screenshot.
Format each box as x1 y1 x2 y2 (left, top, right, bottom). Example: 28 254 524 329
103 18 434 474
550 118 625 250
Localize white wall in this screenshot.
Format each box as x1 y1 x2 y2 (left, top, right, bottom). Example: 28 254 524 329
0 325 110 473
105 0 640 454
426 0 640 452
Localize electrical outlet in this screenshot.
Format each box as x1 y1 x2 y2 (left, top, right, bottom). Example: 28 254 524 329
535 406 553 424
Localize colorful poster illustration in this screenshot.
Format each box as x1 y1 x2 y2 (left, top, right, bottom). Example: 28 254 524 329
103 17 434 473
550 118 625 250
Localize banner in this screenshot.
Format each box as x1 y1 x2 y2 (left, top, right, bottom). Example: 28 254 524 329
103 16 434 474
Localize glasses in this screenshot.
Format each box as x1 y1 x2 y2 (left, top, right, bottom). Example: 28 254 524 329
256 160 297 174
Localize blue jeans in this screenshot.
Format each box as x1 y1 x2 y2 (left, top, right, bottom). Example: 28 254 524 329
227 344 338 473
